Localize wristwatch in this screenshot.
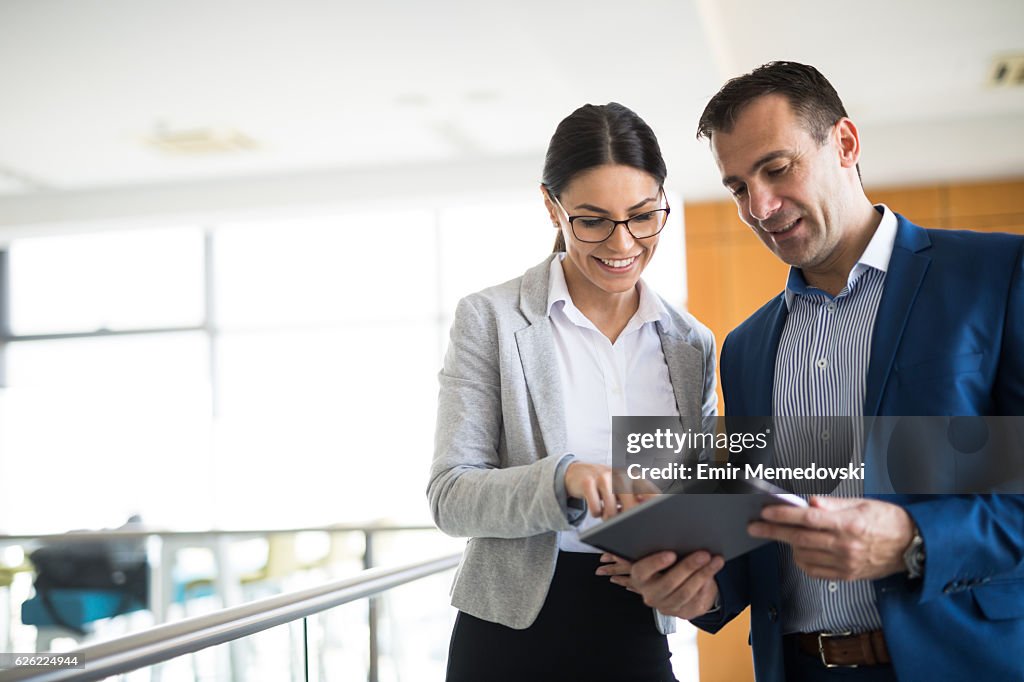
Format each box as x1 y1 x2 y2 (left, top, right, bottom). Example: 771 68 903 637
903 525 926 579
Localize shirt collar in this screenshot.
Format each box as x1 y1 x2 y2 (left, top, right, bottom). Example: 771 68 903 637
784 204 898 309
547 253 668 331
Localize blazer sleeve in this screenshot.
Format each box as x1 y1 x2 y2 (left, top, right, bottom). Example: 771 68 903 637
895 239 1024 603
904 495 1024 603
427 295 580 539
995 238 1024 412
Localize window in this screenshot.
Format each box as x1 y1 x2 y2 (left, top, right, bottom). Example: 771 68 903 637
9 227 204 335
0 195 685 532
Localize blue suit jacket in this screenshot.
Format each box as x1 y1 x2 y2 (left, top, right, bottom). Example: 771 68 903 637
693 216 1024 681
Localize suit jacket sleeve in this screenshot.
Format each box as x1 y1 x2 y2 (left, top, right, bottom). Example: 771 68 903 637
903 494 1024 603
995 238 1024 411
906 238 1024 601
427 295 579 539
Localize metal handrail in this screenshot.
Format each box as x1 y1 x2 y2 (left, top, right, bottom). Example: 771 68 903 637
0 552 461 682
0 523 437 543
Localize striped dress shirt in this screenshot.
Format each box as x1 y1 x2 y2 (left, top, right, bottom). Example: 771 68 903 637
773 205 897 634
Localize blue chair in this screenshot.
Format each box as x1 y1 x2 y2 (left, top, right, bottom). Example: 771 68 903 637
22 588 145 630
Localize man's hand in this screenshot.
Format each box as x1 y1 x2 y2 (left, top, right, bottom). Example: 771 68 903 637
629 551 724 619
748 496 915 581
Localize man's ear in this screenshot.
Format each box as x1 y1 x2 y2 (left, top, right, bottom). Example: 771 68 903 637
834 117 861 169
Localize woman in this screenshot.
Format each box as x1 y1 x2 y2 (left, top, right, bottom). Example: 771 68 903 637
427 102 717 681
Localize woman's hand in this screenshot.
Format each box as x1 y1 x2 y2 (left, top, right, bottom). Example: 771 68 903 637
596 553 637 591
564 462 658 520
564 462 619 520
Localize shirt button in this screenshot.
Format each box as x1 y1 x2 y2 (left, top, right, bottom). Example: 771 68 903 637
821 431 830 441
828 582 838 593
827 302 837 312
816 358 828 370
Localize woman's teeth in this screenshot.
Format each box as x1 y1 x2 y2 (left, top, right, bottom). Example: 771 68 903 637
599 256 637 268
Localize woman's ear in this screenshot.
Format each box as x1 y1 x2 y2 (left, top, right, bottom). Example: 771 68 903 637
540 184 561 228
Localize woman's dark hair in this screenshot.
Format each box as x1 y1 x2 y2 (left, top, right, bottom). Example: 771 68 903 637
542 103 667 252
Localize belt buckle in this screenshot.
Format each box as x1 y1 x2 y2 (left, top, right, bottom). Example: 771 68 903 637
818 630 857 668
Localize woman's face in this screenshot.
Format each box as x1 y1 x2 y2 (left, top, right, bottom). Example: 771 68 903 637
543 164 664 301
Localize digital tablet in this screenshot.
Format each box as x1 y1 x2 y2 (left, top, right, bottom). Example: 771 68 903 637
577 479 808 562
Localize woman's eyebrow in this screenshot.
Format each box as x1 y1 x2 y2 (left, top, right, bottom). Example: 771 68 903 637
573 196 658 213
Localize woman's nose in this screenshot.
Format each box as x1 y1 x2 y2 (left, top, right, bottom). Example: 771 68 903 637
604 222 636 251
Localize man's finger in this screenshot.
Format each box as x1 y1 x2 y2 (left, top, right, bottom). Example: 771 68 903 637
660 554 724 606
794 558 846 581
810 495 860 511
760 504 836 529
639 552 715 606
792 548 844 569
631 551 678 584
693 577 719 614
749 522 837 551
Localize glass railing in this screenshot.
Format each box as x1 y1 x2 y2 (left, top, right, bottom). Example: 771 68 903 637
0 525 463 681
1 525 699 680
0 552 460 681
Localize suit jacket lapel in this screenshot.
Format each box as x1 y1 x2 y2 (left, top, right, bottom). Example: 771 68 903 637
864 217 932 417
750 296 789 417
515 256 567 457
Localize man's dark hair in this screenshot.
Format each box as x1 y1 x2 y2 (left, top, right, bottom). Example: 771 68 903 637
696 61 849 144
543 102 666 252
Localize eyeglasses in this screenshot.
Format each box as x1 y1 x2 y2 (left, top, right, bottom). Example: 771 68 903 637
547 188 671 243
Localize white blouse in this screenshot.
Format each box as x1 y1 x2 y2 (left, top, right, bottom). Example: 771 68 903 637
547 255 679 552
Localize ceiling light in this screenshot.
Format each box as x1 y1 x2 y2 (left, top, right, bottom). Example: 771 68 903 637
988 54 1024 88
145 126 258 155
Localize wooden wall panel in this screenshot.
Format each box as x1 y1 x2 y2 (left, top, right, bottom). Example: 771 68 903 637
687 242 732 350
697 610 754 682
685 201 727 240
946 180 1024 218
728 238 790 324
867 186 945 227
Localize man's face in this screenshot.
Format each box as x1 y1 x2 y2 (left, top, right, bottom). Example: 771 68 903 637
710 94 852 271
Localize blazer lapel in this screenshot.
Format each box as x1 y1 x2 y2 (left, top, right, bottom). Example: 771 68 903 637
515 256 567 457
734 298 787 469
658 323 704 422
864 217 931 417
749 296 788 417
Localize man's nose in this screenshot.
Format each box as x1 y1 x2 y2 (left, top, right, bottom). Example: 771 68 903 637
748 185 782 223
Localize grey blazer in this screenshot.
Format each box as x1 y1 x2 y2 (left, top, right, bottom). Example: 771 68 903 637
427 255 717 634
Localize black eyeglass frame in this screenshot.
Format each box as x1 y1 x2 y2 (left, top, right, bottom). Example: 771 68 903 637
546 187 671 244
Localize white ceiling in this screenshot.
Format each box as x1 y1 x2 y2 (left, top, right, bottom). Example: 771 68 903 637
0 0 1022 227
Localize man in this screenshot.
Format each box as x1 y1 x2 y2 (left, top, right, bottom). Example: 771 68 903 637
627 62 1024 681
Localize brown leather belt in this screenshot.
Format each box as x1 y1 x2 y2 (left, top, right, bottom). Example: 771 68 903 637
790 629 891 667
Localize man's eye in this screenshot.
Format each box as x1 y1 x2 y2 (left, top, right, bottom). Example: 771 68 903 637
730 186 747 197
767 165 789 176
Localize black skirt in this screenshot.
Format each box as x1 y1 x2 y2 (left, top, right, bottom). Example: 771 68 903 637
445 551 677 682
